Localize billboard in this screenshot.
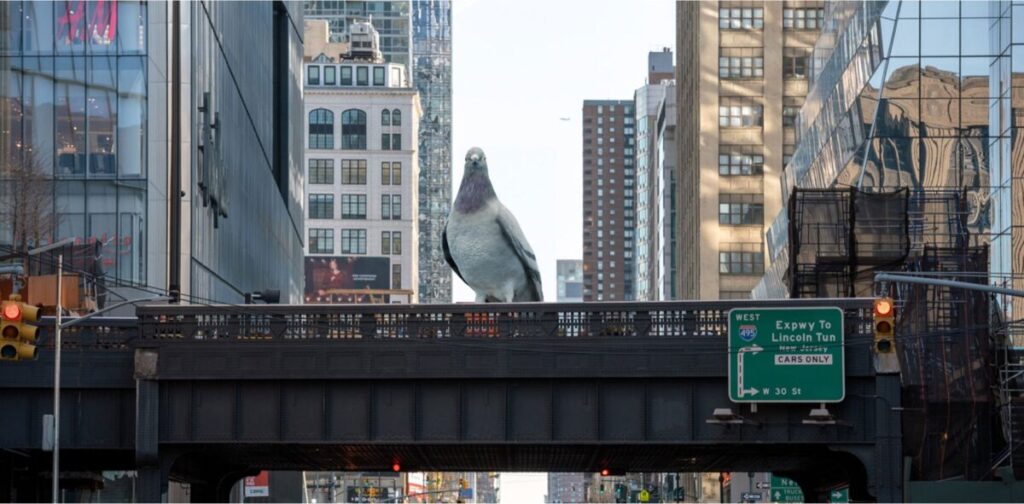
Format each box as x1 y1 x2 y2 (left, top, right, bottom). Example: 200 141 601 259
304 256 390 303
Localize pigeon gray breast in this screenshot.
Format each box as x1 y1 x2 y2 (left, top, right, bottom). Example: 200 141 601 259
443 147 543 302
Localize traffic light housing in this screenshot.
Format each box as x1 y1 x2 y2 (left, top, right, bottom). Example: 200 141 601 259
1 297 40 361
873 297 896 354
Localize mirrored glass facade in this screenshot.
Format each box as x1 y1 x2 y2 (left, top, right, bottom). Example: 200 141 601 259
0 1 150 284
1 1 306 304
755 1 1021 307
412 0 452 303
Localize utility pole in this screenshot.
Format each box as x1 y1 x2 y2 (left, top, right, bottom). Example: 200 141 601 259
27 237 74 504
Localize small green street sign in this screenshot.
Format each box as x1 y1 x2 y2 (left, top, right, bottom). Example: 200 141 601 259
729 307 845 403
828 487 849 503
770 475 803 503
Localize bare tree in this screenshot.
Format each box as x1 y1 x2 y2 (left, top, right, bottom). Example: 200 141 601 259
1 151 55 257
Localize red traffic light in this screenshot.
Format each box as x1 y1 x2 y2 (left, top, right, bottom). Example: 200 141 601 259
392 463 401 472
600 469 610 477
2 302 21 320
874 298 894 318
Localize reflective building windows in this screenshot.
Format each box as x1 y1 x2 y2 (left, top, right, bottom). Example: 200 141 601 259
0 0 148 284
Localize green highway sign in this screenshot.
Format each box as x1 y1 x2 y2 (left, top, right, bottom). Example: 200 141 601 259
828 487 849 503
728 307 845 403
769 475 803 503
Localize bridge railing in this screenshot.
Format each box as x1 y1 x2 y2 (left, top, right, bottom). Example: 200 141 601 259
36 316 139 350
135 299 874 342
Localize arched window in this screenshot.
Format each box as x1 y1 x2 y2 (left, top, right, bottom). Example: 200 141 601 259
392 109 401 126
342 109 367 150
308 109 334 149
381 109 391 126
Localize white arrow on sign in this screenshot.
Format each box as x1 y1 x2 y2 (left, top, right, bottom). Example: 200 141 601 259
737 344 763 398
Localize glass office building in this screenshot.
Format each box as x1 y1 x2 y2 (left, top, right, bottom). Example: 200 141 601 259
0 1 150 283
0 1 306 303
755 0 1020 302
305 0 412 68
411 0 452 303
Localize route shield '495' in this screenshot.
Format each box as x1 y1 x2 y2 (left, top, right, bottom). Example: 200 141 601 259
728 307 845 403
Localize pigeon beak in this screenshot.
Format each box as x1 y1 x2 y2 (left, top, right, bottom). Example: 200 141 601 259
470 154 480 163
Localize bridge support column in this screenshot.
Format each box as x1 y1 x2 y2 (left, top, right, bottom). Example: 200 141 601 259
135 376 167 502
137 465 170 503
874 373 903 502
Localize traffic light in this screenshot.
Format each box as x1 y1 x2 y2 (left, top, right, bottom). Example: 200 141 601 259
1 296 39 361
873 297 896 354
614 483 627 503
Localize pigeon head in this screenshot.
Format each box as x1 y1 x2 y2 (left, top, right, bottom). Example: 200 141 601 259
465 146 488 175
455 147 496 213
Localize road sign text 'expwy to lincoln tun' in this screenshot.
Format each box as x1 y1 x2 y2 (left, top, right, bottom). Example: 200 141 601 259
728 307 845 403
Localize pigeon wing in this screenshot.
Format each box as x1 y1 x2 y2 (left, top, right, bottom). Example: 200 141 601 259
442 224 467 284
496 204 543 301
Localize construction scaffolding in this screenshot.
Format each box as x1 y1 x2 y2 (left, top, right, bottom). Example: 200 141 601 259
787 187 1003 480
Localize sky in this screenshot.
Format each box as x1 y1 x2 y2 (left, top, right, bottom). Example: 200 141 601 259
498 473 550 504
450 0 676 304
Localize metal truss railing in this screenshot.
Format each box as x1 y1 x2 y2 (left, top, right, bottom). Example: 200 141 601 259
134 299 875 342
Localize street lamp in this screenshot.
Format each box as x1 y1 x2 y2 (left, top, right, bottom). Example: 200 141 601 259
27 237 74 504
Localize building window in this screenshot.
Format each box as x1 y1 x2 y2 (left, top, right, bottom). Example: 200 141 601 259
720 244 764 275
356 66 369 86
719 147 764 175
382 162 401 185
324 66 336 85
382 109 391 126
341 159 367 184
382 194 402 219
307 65 320 86
719 48 764 78
341 109 367 149
719 6 764 29
783 8 824 30
719 290 751 300
308 109 334 149
309 228 334 254
391 134 401 150
719 98 763 128
392 109 401 126
308 159 334 184
783 47 811 79
340 66 353 85
382 232 401 256
719 194 764 226
392 264 402 289
381 133 391 150
308 194 334 219
373 66 385 86
341 194 367 219
783 106 800 126
341 229 367 254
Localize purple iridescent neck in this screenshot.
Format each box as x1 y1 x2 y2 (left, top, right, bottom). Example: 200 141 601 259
454 170 496 213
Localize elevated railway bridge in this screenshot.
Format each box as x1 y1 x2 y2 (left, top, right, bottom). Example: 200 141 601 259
0 299 902 502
